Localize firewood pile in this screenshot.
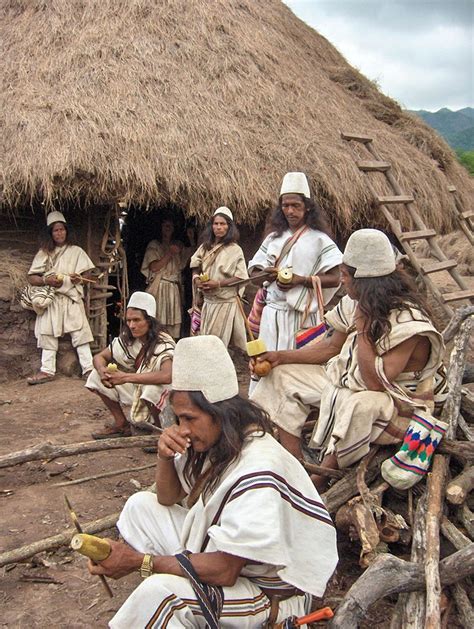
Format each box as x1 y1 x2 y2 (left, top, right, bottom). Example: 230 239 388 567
308 306 474 628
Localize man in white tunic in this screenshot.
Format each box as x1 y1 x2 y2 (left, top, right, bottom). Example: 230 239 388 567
89 336 338 627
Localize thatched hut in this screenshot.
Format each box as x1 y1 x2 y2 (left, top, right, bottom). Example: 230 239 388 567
1 0 472 380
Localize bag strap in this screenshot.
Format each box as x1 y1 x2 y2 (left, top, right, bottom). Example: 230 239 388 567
275 225 308 268
175 550 223 628
300 275 324 328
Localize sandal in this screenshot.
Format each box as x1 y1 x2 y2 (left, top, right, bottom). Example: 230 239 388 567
27 372 55 386
91 425 132 440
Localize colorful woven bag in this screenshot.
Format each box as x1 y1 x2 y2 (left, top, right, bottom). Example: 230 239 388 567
247 287 267 337
381 410 447 490
295 275 327 349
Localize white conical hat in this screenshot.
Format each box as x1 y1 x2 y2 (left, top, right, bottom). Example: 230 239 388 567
172 336 239 403
46 211 67 226
280 172 311 199
343 229 396 278
127 291 156 318
213 206 233 221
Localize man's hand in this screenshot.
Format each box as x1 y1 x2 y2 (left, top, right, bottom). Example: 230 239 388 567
276 272 306 291
45 274 63 288
102 370 129 387
263 266 278 281
69 273 83 285
158 425 191 459
201 279 220 291
249 351 282 374
88 540 142 580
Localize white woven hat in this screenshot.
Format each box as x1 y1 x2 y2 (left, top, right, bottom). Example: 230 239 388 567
343 229 396 278
46 211 67 226
280 172 311 199
127 291 157 318
213 206 233 222
172 336 239 403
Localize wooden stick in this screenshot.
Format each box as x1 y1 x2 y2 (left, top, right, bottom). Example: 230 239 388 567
461 390 474 422
456 503 474 539
451 583 474 629
446 466 474 505
457 414 474 442
226 270 271 288
53 462 156 487
0 513 119 568
235 295 254 341
440 516 472 550
442 306 474 343
0 434 161 469
301 461 345 480
437 439 474 463
329 545 474 629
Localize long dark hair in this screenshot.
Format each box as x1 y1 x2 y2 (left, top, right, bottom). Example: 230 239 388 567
200 212 240 251
121 309 170 367
170 390 272 504
270 195 331 238
348 266 432 345
39 221 72 253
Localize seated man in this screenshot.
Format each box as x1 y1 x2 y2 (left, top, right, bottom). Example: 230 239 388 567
88 335 338 628
251 229 445 489
87 291 175 439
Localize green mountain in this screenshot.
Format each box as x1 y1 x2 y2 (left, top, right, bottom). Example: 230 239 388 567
409 107 474 151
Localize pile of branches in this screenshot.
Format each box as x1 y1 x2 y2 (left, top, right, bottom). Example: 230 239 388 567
302 306 473 628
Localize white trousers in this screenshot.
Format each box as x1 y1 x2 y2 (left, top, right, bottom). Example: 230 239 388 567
41 342 93 376
111 492 310 629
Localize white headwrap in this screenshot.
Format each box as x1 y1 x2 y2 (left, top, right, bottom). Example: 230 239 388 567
280 172 311 199
46 211 67 226
172 336 239 403
213 206 233 222
343 229 396 278
127 291 157 318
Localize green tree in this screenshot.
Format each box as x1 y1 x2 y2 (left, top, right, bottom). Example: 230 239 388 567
456 150 474 176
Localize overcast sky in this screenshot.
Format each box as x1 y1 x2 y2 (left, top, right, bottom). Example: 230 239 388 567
284 0 473 112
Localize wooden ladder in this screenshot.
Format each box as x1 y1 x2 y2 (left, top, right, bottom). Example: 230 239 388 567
341 132 474 317
448 184 474 246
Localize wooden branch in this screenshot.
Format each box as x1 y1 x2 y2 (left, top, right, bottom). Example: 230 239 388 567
322 450 388 514
440 316 474 440
440 516 472 550
458 414 474 442
302 461 345 479
451 583 474 629
437 439 474 463
0 434 160 469
456 504 474 540
329 545 474 629
442 306 474 343
446 466 474 505
425 455 448 628
53 462 156 487
461 390 474 422
0 512 119 568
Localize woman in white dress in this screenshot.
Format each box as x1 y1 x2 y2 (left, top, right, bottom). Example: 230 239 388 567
27 211 94 384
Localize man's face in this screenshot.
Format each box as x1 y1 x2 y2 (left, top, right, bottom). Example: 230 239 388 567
171 391 222 453
340 265 357 299
125 308 150 340
212 216 229 241
280 194 307 230
51 222 67 246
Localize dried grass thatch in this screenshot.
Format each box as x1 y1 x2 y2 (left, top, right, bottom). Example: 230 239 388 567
1 0 472 234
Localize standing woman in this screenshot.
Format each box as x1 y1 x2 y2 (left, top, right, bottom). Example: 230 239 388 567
141 217 194 340
27 212 94 384
248 172 342 354
190 207 248 350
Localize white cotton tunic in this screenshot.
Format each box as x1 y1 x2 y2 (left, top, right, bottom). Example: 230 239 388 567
111 431 338 628
248 228 342 351
28 245 94 348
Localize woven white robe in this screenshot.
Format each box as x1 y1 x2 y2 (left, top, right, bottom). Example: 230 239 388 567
110 431 338 628
28 245 94 348
248 229 342 351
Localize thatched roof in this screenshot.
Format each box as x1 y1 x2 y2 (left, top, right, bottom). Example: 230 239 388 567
1 0 472 234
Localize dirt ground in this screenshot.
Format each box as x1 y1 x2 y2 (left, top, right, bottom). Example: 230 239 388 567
0 370 393 629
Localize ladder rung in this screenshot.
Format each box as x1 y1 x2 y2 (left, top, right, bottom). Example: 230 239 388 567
442 290 474 303
447 185 457 193
91 284 116 291
400 229 437 241
461 211 474 220
357 160 391 172
341 132 373 143
421 259 457 274
90 292 114 300
378 195 414 205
